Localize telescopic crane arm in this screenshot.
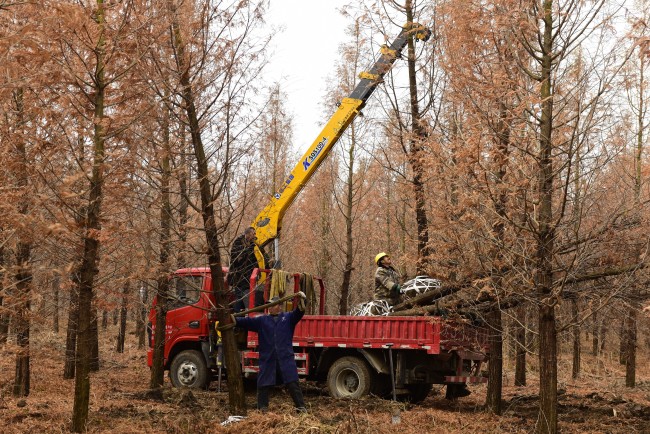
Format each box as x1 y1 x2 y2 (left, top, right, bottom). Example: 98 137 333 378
252 23 431 266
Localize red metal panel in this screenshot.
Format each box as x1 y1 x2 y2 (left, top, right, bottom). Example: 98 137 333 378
243 314 488 357
445 375 488 384
290 315 442 354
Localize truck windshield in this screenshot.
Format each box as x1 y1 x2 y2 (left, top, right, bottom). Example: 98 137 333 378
168 275 203 309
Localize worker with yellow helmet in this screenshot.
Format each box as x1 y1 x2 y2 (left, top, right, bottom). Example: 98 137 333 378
374 252 402 307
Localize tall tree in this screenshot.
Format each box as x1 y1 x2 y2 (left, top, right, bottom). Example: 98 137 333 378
70 0 108 426
116 282 129 353
52 274 61 333
502 1 625 431
403 0 432 274
440 0 633 430
150 92 173 389
164 0 270 413
38 0 156 429
11 87 32 398
440 0 525 412
249 83 294 266
624 31 650 388
0 244 7 344
329 17 373 314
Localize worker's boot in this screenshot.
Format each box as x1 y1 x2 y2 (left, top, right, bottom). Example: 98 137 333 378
286 381 306 412
257 386 271 412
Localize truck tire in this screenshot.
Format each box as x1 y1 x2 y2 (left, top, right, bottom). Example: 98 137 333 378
327 356 372 399
169 350 209 389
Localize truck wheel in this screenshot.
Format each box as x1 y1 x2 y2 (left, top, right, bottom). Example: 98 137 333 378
169 350 209 389
327 356 372 399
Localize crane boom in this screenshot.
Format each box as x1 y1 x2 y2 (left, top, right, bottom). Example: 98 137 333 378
252 23 431 263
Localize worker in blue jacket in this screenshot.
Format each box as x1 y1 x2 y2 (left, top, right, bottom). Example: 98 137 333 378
234 291 308 413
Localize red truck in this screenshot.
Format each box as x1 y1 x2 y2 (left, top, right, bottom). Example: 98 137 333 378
147 267 489 402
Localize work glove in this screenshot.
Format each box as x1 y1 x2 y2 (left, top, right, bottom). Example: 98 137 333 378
216 314 236 331
296 291 307 312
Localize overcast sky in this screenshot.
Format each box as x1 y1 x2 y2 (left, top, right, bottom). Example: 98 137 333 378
264 0 351 152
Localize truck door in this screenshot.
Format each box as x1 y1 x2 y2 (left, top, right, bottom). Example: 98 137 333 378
163 274 211 355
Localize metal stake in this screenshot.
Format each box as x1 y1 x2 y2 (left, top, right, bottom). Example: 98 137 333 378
387 344 401 424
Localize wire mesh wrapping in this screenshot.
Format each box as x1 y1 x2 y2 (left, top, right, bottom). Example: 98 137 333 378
400 276 441 300
349 299 393 316
349 276 442 316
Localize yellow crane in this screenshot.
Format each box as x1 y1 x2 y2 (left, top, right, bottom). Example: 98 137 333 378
252 23 431 267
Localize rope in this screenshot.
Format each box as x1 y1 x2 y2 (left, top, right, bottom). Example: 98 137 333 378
269 269 290 300
300 273 317 314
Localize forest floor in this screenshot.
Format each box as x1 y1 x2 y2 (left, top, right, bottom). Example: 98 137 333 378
0 329 649 433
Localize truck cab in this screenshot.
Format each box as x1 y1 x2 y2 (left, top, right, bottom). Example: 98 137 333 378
147 267 223 388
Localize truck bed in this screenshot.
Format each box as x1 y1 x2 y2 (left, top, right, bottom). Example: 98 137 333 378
244 314 488 355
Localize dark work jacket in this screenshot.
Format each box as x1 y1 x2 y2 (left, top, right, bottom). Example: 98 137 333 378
227 234 257 290
235 308 304 387
374 265 401 306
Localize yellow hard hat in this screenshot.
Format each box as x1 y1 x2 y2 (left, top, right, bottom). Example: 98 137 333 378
375 252 388 265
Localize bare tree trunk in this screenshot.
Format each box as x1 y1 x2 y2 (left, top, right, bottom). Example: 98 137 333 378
485 309 502 414
0 244 8 344
538 305 557 433
13 87 32 398
386 179 392 253
338 124 356 315
136 284 147 350
150 93 172 389
71 266 94 431
64 135 86 380
571 299 580 379
514 306 527 386
63 280 79 379
536 2 558 431
101 310 108 330
90 308 99 371
53 275 60 333
625 309 637 387
13 242 31 397
625 43 645 388
177 124 189 271
168 0 246 410
72 1 107 429
486 102 510 415
317 190 332 287
619 318 627 364
399 184 407 277
185 106 246 410
405 1 430 274
592 311 599 356
116 283 129 353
